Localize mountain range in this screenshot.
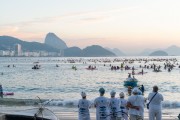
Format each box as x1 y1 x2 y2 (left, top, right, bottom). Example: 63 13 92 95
149 50 168 56
105 47 126 56
0 36 59 52
0 33 115 57
0 33 180 56
64 45 116 57
139 45 180 56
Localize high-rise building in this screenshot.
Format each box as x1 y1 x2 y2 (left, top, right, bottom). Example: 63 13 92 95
15 44 22 56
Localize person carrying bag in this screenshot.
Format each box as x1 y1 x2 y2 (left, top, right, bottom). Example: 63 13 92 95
147 92 157 109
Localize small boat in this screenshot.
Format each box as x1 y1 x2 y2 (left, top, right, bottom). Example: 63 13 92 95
32 64 41 69
4 107 58 120
72 66 77 70
124 78 138 87
32 66 40 69
153 70 162 72
85 68 97 70
4 97 58 120
3 92 14 96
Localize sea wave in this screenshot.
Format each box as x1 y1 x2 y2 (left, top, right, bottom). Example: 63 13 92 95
162 100 180 108
46 100 180 109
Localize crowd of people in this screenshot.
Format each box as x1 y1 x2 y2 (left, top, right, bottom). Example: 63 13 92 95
78 86 163 120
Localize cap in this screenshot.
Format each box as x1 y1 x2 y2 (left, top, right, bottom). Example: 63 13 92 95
119 92 125 97
81 91 86 97
110 90 116 96
132 87 139 94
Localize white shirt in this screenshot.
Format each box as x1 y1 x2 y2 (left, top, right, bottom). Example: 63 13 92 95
119 98 128 112
94 96 110 120
128 95 145 117
148 92 163 111
78 99 91 120
109 98 121 117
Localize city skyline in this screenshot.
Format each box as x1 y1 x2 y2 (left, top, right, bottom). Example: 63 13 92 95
0 0 180 54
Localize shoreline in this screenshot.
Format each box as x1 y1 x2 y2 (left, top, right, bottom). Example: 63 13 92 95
0 111 178 120
0 106 179 120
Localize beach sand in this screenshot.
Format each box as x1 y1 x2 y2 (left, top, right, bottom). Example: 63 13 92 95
55 111 178 120
0 111 178 120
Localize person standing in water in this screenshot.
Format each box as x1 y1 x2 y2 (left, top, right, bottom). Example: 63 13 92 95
78 91 91 120
0 84 3 98
140 85 145 95
94 88 110 120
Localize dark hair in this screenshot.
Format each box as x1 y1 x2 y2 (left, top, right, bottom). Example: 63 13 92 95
153 86 158 92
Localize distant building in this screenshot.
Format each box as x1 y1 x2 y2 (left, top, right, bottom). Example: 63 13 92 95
59 49 64 57
40 51 49 57
0 50 3 56
15 44 22 56
2 51 11 56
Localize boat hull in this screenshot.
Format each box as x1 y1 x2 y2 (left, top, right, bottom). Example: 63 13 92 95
5 114 51 120
124 81 138 87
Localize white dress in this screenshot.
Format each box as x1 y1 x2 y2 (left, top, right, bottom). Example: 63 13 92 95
78 99 91 120
94 96 110 120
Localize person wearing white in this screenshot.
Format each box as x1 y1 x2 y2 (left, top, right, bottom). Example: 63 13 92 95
109 90 121 120
78 91 91 120
148 86 164 120
119 92 128 120
94 88 110 120
127 87 145 120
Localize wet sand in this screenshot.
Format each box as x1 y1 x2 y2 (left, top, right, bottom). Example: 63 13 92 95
55 111 178 120
0 112 178 120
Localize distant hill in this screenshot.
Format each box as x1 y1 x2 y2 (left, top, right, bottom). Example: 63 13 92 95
149 50 168 56
139 48 159 56
0 35 116 57
44 33 67 50
164 45 180 56
139 45 180 56
64 47 83 57
0 36 59 52
105 47 126 56
83 45 115 57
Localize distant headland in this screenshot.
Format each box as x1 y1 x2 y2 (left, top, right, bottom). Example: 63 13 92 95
0 33 180 57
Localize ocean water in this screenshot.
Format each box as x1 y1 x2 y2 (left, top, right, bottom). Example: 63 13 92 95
0 57 180 112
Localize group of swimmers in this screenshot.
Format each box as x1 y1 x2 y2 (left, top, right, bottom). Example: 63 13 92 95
78 86 163 120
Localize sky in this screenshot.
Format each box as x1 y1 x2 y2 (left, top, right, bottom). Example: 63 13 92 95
0 0 180 55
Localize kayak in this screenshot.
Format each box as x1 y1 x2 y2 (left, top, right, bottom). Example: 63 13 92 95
3 92 14 96
86 68 97 70
128 72 148 75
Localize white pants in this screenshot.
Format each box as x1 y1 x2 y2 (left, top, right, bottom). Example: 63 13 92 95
149 110 162 120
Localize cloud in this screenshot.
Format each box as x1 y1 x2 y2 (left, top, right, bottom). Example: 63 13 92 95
0 26 44 42
80 16 108 22
0 26 19 33
0 6 139 27
0 6 140 42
